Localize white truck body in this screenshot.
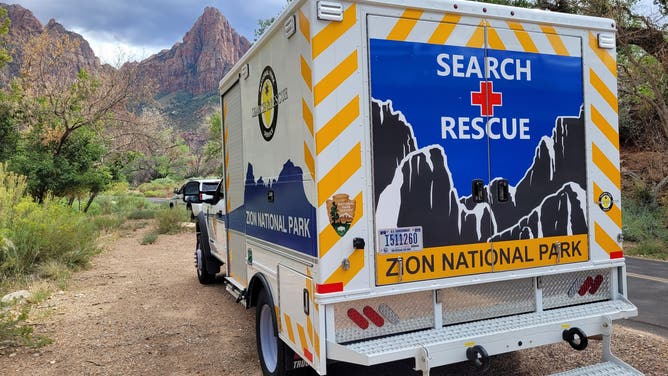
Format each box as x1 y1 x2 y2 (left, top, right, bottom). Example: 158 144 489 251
198 1 640 374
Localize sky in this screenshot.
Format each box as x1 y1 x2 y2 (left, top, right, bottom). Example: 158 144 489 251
7 0 288 64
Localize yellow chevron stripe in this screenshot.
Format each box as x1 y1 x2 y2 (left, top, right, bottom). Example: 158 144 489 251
314 50 358 107
275 306 282 332
324 245 365 287
298 9 310 42
284 314 295 344
590 105 619 150
487 25 506 50
428 14 461 44
297 324 309 357
303 99 313 136
312 4 357 59
589 32 616 77
540 25 569 56
467 21 485 48
301 55 312 91
317 143 361 206
590 68 618 113
593 182 622 228
304 142 315 180
318 192 363 257
316 96 359 155
595 222 620 255
387 9 424 41
314 332 320 359
507 22 538 53
592 143 621 190
306 317 314 351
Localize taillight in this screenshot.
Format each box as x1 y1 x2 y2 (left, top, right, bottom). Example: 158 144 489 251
347 308 369 329
363 306 385 327
569 274 604 297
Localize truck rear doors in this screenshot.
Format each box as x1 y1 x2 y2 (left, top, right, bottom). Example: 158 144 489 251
368 12 589 285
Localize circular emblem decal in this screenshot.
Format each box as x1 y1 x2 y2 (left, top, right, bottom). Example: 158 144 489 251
257 66 278 141
598 192 614 212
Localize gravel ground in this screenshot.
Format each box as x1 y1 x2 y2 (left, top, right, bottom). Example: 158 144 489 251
1 226 665 375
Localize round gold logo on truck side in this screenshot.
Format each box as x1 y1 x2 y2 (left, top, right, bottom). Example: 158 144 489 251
257 66 278 141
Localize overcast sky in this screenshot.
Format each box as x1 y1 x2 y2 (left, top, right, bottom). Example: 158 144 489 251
7 0 288 64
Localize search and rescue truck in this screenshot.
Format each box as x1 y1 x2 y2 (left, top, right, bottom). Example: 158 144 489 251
195 0 641 374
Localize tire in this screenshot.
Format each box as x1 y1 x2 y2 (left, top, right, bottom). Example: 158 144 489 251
256 289 292 376
195 228 216 284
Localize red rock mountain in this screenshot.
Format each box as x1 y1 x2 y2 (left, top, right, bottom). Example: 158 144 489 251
1 4 250 96
132 7 251 95
0 3 101 82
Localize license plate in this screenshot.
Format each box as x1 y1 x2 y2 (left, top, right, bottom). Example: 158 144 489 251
378 227 423 253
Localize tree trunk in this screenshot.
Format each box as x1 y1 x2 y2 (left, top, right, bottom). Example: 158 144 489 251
83 191 98 213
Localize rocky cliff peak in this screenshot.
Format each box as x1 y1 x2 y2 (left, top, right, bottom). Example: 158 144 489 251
134 6 251 95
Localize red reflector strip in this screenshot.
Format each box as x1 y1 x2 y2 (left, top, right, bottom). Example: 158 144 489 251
316 282 343 294
610 250 624 259
363 306 385 327
589 274 604 294
303 348 313 362
347 308 369 329
578 276 593 296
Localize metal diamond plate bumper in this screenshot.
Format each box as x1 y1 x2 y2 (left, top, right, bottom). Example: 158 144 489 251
327 299 637 371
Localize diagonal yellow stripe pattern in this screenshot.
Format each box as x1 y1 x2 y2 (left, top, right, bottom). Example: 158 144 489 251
589 32 616 77
314 50 358 107
428 14 461 44
304 142 315 181
318 192 363 258
325 246 365 287
301 55 312 91
595 222 620 255
507 22 538 53
387 9 424 41
540 25 569 56
590 68 618 113
302 99 314 136
316 96 360 155
312 4 357 59
298 9 310 42
317 143 361 206
487 25 506 50
593 182 622 228
284 314 295 344
592 143 621 190
590 105 619 150
467 21 485 48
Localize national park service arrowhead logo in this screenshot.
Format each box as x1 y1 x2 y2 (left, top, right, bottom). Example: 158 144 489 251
326 193 356 237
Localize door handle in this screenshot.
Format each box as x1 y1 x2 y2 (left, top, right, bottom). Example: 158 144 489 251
497 179 509 202
472 179 485 203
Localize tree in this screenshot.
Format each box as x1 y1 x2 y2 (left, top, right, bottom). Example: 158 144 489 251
0 7 11 68
5 31 155 206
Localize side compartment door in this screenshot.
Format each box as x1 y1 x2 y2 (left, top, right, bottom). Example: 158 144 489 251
222 81 248 285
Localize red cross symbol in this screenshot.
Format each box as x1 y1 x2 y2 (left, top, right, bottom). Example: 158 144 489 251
471 81 502 117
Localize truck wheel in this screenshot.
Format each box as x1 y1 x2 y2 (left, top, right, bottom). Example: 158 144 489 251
256 289 291 376
195 230 216 284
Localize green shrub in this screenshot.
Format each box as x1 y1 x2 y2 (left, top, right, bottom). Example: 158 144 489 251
0 163 27 229
127 208 156 220
91 214 125 232
141 231 158 245
2 199 100 276
137 178 178 198
155 207 189 235
141 190 164 198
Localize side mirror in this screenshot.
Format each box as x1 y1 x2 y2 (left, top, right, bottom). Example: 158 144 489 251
173 187 180 194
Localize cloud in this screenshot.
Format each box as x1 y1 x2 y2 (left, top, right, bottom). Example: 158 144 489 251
8 0 288 63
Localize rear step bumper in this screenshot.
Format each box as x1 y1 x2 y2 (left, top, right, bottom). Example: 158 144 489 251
327 299 638 375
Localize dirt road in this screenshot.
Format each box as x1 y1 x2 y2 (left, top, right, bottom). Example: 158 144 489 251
1 226 666 375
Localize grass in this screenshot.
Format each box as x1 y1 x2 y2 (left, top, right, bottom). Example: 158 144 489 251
622 187 668 260
155 207 190 235
141 231 158 245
